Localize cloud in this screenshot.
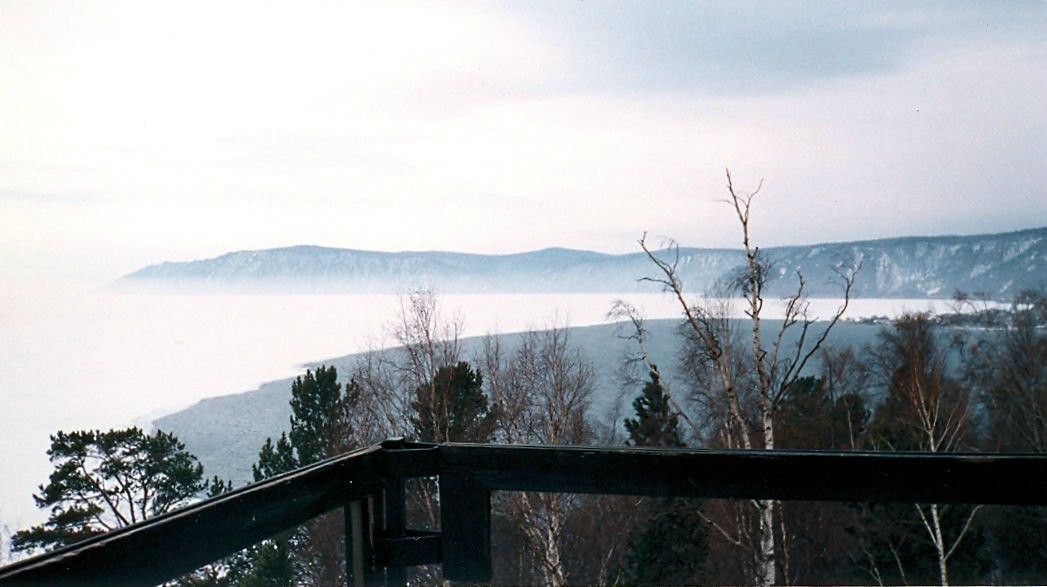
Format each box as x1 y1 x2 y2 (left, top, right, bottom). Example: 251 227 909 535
0 1 1044 280
502 1 1046 96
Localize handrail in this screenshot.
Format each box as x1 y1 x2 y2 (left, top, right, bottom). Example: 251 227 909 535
436 444 1047 581
0 443 389 586
439 443 1044 503
1 441 1045 586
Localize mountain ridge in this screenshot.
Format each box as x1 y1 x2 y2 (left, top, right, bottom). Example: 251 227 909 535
116 227 1047 300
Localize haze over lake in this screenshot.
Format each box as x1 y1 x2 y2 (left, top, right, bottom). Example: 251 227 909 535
0 282 971 538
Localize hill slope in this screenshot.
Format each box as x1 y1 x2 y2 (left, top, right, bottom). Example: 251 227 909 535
153 319 884 487
118 228 1047 299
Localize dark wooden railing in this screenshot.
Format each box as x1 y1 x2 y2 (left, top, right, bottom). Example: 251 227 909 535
2 439 1045 586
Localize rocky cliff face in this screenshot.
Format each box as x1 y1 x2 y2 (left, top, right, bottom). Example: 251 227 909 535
118 228 1046 299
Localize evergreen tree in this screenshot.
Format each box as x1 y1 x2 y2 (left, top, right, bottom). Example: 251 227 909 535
12 427 206 554
776 376 831 448
410 360 497 443
616 365 708 585
623 366 684 448
239 539 295 587
251 434 296 483
616 506 710 586
253 365 350 483
776 374 870 452
774 375 871 583
247 365 358 585
288 365 344 464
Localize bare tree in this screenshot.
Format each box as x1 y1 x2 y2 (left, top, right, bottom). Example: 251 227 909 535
343 289 468 583
866 313 984 586
608 300 702 442
394 289 465 433
348 289 466 443
637 169 858 586
818 345 873 451
964 294 1047 583
966 291 1047 453
482 324 597 586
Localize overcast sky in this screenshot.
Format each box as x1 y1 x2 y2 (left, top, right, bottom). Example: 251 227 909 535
2 1 1045 281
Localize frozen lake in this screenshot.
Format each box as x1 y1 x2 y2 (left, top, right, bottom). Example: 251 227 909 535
0 281 968 542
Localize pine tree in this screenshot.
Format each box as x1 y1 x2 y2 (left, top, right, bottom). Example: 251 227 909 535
288 365 344 464
616 365 708 585
623 366 684 448
616 505 710 586
251 434 297 483
11 428 206 554
247 365 358 585
411 361 497 443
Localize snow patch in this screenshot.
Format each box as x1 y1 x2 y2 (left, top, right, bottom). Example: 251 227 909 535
969 264 992 278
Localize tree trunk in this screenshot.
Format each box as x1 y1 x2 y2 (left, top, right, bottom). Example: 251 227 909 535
542 503 568 587
757 407 777 586
756 498 776 586
930 504 949 586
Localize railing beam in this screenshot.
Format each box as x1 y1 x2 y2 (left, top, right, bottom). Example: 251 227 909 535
3 441 1046 586
440 444 1047 505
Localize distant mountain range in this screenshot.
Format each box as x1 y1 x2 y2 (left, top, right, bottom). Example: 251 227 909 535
117 227 1046 299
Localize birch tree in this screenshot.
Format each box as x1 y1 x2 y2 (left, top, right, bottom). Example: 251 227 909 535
482 325 596 586
638 169 857 586
863 313 987 586
349 289 466 443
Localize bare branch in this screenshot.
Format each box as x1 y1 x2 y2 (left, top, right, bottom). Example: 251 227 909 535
944 505 983 562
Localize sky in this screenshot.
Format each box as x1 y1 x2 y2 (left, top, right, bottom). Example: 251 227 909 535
2 1 1045 282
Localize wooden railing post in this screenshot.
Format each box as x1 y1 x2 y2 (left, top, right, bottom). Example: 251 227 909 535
380 476 407 587
372 439 441 586
346 493 380 587
438 474 492 583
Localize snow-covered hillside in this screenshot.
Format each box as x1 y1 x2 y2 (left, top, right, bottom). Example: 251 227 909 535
117 228 1046 299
